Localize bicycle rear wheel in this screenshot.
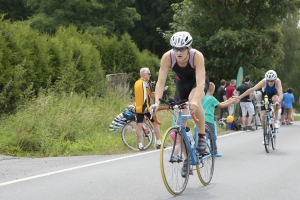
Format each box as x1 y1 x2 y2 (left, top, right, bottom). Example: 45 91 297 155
263 117 271 153
160 127 189 196
121 120 153 150
197 124 215 186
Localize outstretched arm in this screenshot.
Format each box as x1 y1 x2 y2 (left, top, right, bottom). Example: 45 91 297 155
218 97 239 108
235 79 265 100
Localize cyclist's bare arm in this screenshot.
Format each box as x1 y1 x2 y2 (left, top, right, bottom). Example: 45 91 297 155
276 78 283 102
154 51 171 106
236 79 265 100
190 51 205 104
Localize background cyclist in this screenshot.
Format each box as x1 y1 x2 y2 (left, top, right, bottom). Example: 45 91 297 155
234 70 283 130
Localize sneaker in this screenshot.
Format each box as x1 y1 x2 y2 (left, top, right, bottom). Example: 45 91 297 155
242 127 247 131
156 144 161 149
196 137 207 152
181 159 192 178
274 120 280 129
247 126 255 131
170 155 180 162
181 159 188 178
215 153 222 157
139 147 145 151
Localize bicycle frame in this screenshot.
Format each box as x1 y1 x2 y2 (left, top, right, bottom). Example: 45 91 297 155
172 109 212 165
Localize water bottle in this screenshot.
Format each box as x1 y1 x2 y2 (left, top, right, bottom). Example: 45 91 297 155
186 127 195 148
264 95 268 104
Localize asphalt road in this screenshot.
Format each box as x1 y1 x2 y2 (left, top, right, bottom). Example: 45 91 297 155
1 122 300 200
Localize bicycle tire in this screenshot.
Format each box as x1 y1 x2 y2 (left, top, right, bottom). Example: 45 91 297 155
271 130 276 150
160 127 189 196
263 117 270 153
197 124 215 186
121 120 153 150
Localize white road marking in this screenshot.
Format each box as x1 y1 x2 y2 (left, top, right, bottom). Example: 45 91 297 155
0 150 154 187
0 128 255 187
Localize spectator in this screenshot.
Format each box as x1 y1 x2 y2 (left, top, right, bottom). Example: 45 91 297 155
202 82 238 157
281 88 288 124
282 88 295 125
226 79 236 116
134 67 161 150
225 81 230 89
236 76 255 131
217 79 228 120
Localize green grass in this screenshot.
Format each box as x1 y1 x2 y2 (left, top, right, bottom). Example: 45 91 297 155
3 84 296 157
0 85 174 157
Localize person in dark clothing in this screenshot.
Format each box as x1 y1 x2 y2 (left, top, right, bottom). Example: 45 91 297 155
217 79 228 120
235 76 255 131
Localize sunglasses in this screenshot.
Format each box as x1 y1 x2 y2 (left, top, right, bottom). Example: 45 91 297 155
144 73 151 76
267 80 275 83
173 47 188 52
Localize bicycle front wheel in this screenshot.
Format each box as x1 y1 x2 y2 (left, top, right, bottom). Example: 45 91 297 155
271 130 276 150
263 117 270 153
121 120 153 150
160 127 189 196
197 124 215 186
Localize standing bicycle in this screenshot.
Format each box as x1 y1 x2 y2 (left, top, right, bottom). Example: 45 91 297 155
121 113 157 151
153 98 215 196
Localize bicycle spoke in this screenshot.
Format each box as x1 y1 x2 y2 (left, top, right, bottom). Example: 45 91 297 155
160 128 189 196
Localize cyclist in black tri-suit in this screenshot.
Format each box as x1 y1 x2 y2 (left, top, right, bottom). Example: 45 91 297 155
150 31 208 154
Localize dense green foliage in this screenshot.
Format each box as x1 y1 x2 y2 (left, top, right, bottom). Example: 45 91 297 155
167 0 300 84
0 19 160 114
278 13 300 110
24 0 141 35
128 0 182 57
0 0 33 21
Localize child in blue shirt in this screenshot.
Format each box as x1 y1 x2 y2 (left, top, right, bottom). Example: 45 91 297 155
202 82 238 157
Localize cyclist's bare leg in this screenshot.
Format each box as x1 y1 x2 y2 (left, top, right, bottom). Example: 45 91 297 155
153 122 160 140
272 94 280 121
137 122 144 143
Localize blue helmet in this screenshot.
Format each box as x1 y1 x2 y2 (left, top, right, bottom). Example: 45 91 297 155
123 110 135 120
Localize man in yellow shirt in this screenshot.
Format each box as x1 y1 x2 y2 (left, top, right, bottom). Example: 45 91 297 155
134 67 161 150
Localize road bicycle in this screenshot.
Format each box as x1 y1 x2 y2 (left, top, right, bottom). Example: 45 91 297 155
153 98 215 196
262 96 278 153
121 115 156 150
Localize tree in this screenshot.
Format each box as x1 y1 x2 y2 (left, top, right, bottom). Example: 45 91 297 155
165 0 300 83
278 12 300 109
24 0 141 35
128 0 182 57
0 0 33 21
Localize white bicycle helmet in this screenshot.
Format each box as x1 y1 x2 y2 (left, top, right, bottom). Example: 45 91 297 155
170 31 193 48
265 70 277 80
